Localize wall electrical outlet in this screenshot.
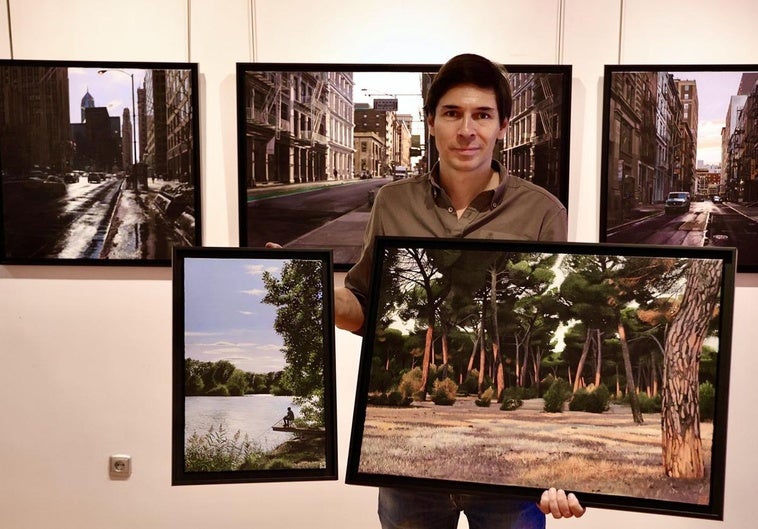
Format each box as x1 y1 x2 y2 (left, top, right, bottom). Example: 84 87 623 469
109 455 131 479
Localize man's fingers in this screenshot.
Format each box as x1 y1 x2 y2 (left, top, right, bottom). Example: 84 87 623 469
567 492 585 517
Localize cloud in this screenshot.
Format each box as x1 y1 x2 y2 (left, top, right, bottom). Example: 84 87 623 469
241 288 266 296
238 310 254 316
245 264 280 276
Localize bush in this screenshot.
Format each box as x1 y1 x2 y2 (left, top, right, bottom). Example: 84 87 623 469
543 378 572 413
185 424 260 472
367 393 389 406
569 384 610 413
387 390 412 407
636 392 662 413
398 368 424 400
431 378 458 406
499 387 524 411
700 381 716 421
540 374 556 397
475 386 494 407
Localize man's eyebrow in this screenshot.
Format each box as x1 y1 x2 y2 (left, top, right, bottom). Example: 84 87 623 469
439 103 497 111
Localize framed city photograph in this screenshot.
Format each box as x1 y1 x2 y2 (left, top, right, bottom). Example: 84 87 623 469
237 62 571 270
172 246 337 485
599 64 758 272
0 59 201 266
346 236 735 520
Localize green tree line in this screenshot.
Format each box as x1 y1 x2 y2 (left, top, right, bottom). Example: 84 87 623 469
184 358 291 397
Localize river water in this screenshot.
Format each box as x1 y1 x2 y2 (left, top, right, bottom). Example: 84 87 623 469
185 394 299 452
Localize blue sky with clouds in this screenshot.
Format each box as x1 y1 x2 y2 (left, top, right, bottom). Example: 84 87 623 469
183 257 287 374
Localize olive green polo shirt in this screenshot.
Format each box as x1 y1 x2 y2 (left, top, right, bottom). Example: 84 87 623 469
344 161 567 332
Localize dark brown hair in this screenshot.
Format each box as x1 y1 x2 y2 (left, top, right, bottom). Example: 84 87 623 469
423 53 512 123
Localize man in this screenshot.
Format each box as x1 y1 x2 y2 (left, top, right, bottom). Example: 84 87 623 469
335 54 584 528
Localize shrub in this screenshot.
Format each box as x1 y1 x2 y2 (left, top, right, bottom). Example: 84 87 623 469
569 384 610 413
475 386 494 407
185 424 260 472
431 378 458 406
460 370 480 395
543 378 572 413
540 374 556 396
398 368 423 400
700 381 716 421
367 393 389 406
636 392 662 413
499 387 524 411
387 390 412 407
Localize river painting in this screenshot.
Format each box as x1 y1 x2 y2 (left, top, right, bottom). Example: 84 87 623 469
172 247 337 485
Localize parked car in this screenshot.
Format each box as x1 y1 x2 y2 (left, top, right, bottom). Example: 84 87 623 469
664 191 691 214
712 195 723 203
63 172 79 183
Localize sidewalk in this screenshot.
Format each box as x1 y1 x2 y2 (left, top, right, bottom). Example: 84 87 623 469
244 177 372 200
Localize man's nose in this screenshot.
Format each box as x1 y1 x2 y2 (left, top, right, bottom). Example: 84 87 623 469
458 115 475 136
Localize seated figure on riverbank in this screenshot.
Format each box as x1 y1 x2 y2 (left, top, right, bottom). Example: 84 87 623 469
283 407 295 427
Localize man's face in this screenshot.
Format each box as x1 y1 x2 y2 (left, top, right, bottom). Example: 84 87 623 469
428 84 508 177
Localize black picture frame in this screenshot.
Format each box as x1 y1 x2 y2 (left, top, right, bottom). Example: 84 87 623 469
599 64 758 272
0 59 201 266
172 246 337 485
347 236 735 520
237 62 571 270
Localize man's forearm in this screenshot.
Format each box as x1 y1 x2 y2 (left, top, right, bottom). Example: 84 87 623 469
334 287 364 332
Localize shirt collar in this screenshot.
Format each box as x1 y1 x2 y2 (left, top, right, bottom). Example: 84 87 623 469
427 160 509 210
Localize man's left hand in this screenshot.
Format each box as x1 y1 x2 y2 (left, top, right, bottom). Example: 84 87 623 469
538 488 585 519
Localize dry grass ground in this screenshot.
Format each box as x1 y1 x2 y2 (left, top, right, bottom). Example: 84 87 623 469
357 397 712 505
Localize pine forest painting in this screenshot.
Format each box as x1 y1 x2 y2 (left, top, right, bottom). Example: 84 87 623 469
347 237 735 519
172 247 337 485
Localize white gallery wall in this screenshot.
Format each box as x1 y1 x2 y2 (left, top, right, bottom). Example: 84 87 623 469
0 0 757 527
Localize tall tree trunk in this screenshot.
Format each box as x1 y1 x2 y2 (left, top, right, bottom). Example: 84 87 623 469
420 325 434 399
477 299 487 394
489 268 505 398
441 325 449 371
618 322 644 424
594 329 603 387
662 259 721 478
572 331 593 393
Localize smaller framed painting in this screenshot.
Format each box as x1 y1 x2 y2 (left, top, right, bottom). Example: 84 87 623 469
347 236 735 520
599 64 758 272
0 59 201 266
172 246 337 485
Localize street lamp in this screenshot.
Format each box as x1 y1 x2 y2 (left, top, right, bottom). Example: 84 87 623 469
97 69 137 168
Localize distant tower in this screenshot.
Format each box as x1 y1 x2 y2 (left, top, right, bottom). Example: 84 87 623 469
80 89 95 122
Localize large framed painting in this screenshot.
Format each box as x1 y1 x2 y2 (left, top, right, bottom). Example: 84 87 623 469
172 246 337 485
0 59 201 266
346 236 735 520
599 64 758 272
236 63 571 270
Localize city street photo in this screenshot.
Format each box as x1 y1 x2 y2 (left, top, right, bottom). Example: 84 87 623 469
0 60 200 265
600 65 758 272
237 63 571 269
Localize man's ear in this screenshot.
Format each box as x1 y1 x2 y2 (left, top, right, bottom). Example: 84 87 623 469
497 118 509 140
427 113 436 136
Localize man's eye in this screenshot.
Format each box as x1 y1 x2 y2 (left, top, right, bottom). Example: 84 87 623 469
476 112 492 119
443 110 459 118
